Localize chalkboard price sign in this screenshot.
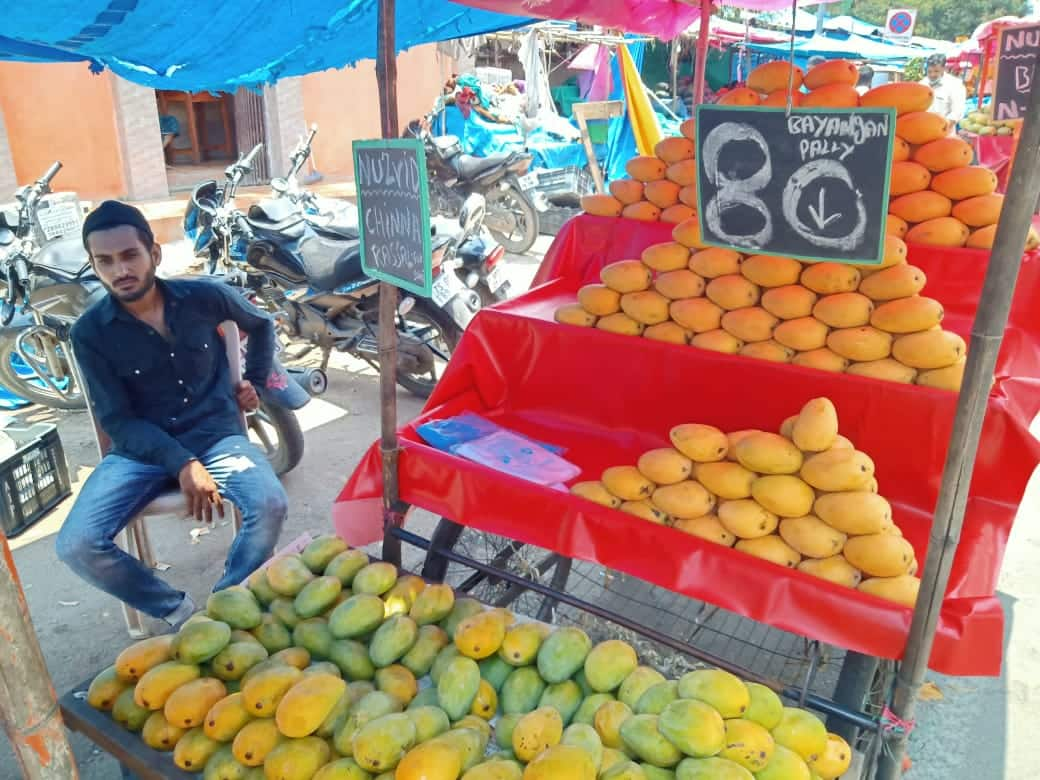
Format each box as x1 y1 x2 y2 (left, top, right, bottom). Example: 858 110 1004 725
993 23 1040 122
695 105 896 265
353 138 433 296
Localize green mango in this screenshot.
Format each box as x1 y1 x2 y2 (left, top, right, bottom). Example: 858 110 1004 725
293 618 333 660
407 583 455 625
584 641 638 694
619 667 667 710
436 656 481 721
211 642 269 682
263 737 330 779
619 714 683 768
406 705 451 743
328 639 376 681
313 758 374 780
265 555 315 597
478 655 514 692
500 666 547 716
112 688 150 732
206 586 262 630
674 757 753 780
536 627 592 684
635 682 679 716
202 745 250 780
572 692 615 726
268 597 300 630
250 614 293 655
294 575 344 619
600 761 644 779
657 699 725 758
352 562 398 596
641 765 676 780
560 722 603 770
173 727 221 772
407 687 440 711
538 680 584 725
324 549 371 586
329 594 387 639
440 597 484 639
495 713 522 749
352 713 417 773
332 691 401 757
301 535 349 574
400 624 450 678
245 569 279 607
368 616 418 668
174 621 232 665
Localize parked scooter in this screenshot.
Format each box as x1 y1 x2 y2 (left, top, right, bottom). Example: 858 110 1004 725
185 144 480 398
0 162 312 475
406 106 544 255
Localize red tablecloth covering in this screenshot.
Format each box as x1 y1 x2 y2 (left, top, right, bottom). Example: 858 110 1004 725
967 132 1016 193
334 215 1040 676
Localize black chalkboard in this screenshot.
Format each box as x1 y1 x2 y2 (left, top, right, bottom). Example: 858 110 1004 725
993 24 1040 122
353 138 432 296
695 105 896 265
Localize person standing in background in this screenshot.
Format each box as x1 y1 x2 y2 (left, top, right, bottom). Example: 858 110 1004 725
856 64 874 95
921 53 966 126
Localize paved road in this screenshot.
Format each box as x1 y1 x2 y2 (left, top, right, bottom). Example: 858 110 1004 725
1 234 1037 778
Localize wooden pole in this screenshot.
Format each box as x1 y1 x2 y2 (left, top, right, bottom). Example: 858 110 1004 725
0 535 78 778
876 60 1040 780
375 0 404 567
692 0 711 105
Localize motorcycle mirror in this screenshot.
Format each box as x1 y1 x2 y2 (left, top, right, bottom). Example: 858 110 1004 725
271 177 289 194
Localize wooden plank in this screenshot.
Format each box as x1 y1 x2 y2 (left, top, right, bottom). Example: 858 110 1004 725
59 678 195 780
573 101 623 194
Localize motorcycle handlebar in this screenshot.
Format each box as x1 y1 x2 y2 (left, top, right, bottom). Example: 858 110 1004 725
40 161 62 186
241 144 263 169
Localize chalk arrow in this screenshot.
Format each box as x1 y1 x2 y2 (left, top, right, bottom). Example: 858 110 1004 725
808 187 842 230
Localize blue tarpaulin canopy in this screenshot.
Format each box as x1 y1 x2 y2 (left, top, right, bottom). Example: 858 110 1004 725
0 1 532 92
747 32 940 68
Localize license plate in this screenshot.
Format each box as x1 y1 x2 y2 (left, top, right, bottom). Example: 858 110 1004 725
431 270 464 307
486 263 507 293
518 171 540 191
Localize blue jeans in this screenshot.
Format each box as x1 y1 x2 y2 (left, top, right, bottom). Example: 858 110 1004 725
56 435 287 620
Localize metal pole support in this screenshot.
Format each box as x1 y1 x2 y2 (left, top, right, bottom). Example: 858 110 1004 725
375 0 405 568
877 68 1040 780
0 534 79 778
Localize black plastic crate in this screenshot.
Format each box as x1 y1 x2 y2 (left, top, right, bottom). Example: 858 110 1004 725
539 205 583 236
0 423 71 538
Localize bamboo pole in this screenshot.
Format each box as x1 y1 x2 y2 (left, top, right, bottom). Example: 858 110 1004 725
0 534 78 778
876 60 1040 780
692 0 711 105
375 0 404 567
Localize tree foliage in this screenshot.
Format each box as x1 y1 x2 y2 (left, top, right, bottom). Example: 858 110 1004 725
818 0 1031 41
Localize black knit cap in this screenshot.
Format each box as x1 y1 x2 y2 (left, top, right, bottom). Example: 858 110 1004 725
81 200 154 251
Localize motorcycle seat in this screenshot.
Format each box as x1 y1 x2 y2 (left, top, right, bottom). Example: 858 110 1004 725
312 222 360 241
33 236 91 282
246 201 305 234
453 152 514 181
297 228 365 292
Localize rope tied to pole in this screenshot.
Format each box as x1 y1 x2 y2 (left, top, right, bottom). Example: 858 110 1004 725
880 705 917 736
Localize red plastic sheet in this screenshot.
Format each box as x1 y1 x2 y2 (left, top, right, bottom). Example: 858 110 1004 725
335 215 1040 676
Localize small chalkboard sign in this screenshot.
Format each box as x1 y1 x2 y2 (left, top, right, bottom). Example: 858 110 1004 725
353 138 433 296
695 105 896 265
993 23 1040 122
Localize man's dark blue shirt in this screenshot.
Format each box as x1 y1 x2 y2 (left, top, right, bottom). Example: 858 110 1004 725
71 278 276 476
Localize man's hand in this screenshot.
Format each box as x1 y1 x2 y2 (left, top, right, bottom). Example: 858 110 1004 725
178 460 225 524
236 380 260 413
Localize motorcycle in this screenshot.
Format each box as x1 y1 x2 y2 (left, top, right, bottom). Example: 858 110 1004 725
407 106 544 255
186 143 497 398
0 162 312 476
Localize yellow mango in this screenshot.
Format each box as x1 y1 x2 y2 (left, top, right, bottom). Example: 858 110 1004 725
858 575 921 607
751 475 815 518
651 481 715 519
719 718 775 772
740 340 794 363
691 329 743 354
800 449 875 492
773 317 829 352
843 535 916 577
594 700 633 749
670 298 723 333
761 285 818 320
602 465 656 501
718 500 779 540
621 290 670 325
577 285 621 316
797 556 863 588
609 179 645 206
917 358 965 391
690 247 742 278
524 744 597 779
654 269 705 299
275 673 347 737
204 692 252 742
667 159 699 187
672 514 737 546
779 516 847 559
721 307 778 343
642 242 691 272
826 326 893 362
846 358 917 383
134 662 201 711
555 304 597 327
706 275 761 310
772 708 828 764
740 255 802 287
643 322 692 345
513 707 564 762
800 263 861 295
670 423 728 462
232 718 283 766
571 481 622 509
791 397 838 452
673 216 708 249
581 194 624 217
264 737 331 779
395 740 463 780
601 260 652 293
735 536 802 569
626 156 667 182
172 727 221 772
693 461 755 499
455 611 509 660
596 313 644 337
116 635 176 683
620 500 669 524
638 448 693 485
241 664 303 718
870 296 944 334
87 666 132 712
791 348 849 373
892 329 966 369
812 293 874 328
858 264 927 301
142 711 186 752
164 677 227 729
733 432 803 475
809 733 853 780
814 492 893 535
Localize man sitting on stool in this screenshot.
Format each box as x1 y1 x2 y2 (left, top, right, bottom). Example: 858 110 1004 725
57 201 288 629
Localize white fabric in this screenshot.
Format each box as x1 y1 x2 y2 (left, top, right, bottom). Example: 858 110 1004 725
518 28 555 120
922 73 967 123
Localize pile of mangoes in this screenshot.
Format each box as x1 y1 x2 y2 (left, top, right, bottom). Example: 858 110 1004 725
87 535 855 779
959 107 1014 137
570 397 921 609
580 58 1038 253
555 223 967 391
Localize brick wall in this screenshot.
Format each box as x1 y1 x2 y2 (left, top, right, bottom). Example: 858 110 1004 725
0 107 16 195
112 76 169 200
263 78 307 180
